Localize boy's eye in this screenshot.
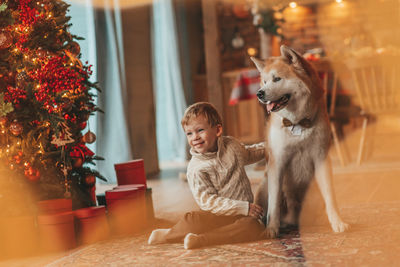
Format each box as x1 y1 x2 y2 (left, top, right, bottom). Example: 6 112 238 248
198 129 204 132
186 132 192 136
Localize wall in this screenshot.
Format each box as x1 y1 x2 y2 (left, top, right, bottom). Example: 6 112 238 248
217 2 260 71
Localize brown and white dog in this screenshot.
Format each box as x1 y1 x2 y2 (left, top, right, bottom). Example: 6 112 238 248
251 45 349 238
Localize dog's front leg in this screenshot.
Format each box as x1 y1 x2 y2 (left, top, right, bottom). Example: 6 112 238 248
263 164 282 238
315 157 349 233
254 170 268 213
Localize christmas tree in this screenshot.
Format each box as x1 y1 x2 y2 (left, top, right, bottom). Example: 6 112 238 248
0 0 105 215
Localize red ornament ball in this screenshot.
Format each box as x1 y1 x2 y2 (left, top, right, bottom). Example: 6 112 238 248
84 174 96 187
72 157 84 168
232 4 250 19
24 167 41 182
79 121 87 130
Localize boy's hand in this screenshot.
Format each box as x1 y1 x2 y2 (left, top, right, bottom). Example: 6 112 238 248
248 203 264 219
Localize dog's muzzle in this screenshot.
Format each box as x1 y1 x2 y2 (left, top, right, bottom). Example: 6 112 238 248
256 89 265 102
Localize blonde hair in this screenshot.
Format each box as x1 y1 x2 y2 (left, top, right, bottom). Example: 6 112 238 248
181 102 222 128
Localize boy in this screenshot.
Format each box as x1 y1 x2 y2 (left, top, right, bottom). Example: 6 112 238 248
148 102 266 249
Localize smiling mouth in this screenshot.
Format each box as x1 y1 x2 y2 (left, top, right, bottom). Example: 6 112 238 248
265 94 291 113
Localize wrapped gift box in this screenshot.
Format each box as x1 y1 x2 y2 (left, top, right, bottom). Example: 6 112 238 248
37 198 72 215
74 206 110 244
37 212 76 252
105 187 147 235
114 159 147 187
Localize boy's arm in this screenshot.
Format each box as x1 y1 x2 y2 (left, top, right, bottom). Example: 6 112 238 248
187 171 250 216
242 141 267 165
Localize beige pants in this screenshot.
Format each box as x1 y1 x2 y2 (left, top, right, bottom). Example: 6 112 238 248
165 210 265 247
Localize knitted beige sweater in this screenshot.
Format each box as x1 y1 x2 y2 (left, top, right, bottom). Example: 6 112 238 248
186 136 265 216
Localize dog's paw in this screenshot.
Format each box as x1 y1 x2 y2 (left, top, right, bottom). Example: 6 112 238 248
331 220 350 233
262 226 279 239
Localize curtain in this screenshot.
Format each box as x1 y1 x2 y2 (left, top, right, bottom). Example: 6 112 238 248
152 0 188 162
68 0 132 184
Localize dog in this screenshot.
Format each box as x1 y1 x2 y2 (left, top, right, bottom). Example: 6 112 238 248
251 45 349 238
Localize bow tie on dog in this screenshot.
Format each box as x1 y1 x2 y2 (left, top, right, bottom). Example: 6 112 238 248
282 118 312 128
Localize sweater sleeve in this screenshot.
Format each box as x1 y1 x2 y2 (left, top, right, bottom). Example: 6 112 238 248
242 141 266 165
187 171 249 216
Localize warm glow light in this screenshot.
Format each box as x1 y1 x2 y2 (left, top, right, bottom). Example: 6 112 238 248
289 2 297 8
247 47 257 56
336 0 343 2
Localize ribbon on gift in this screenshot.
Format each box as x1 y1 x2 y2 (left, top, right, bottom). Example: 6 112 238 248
229 69 261 105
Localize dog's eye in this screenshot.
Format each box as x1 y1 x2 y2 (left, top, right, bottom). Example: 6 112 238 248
273 76 281 82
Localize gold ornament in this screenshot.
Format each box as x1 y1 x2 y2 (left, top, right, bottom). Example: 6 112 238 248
0 30 12 50
16 71 29 89
9 120 23 136
82 130 96 144
67 41 80 56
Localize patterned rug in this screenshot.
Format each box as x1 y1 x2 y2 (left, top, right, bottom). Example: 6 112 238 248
2 201 399 266
18 201 398 266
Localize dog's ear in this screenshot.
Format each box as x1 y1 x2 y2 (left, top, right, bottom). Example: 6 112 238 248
250 57 265 72
281 45 311 75
280 45 303 67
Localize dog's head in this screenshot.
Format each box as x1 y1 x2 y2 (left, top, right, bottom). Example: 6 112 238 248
251 45 324 116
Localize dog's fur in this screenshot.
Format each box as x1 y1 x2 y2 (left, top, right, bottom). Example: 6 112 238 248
251 45 349 238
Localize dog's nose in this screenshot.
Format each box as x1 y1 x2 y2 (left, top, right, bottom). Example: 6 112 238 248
256 90 265 99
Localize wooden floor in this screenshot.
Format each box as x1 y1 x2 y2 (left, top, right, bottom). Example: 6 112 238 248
2 115 400 266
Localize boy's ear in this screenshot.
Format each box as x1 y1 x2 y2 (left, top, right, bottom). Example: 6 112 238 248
216 124 223 137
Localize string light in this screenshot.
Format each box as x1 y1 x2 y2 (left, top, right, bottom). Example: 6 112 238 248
336 0 343 2
289 2 297 8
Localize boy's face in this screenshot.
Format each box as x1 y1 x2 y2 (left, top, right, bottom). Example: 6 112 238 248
183 115 222 153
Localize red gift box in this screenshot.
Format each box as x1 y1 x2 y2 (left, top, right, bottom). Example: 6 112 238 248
105 187 147 235
37 212 76 252
113 184 146 191
37 198 72 215
114 159 147 188
112 184 154 222
74 206 110 244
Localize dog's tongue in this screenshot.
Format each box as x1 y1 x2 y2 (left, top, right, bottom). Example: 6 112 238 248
266 102 276 112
